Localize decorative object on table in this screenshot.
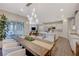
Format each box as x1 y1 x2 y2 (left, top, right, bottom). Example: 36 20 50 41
25 36 34 41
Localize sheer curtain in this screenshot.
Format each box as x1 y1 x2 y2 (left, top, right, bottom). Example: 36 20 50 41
6 21 24 39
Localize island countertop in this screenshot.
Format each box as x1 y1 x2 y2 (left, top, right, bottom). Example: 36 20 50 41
70 33 79 37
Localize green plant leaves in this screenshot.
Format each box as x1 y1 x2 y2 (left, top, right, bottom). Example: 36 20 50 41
0 14 7 40
25 36 34 41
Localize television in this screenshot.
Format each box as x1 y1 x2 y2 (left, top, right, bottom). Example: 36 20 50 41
31 27 36 30
52 27 56 29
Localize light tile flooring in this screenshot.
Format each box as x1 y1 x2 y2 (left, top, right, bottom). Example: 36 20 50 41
51 37 74 56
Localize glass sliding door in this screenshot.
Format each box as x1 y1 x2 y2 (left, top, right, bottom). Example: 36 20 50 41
6 21 24 39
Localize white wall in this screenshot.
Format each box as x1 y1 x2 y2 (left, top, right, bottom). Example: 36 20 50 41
62 19 69 38
68 11 79 54
76 12 79 33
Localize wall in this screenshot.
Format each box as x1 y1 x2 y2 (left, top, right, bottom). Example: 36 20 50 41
68 11 79 54
62 19 69 38
76 12 79 33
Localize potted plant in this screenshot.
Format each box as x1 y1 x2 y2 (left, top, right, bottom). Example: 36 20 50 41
25 36 34 41
0 14 8 48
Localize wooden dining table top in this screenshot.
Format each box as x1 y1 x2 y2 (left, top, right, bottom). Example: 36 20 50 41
17 38 50 56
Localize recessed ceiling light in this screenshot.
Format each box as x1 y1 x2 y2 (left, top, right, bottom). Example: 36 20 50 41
20 8 24 12
60 9 64 12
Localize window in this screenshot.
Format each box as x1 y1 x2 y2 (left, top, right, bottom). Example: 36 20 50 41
6 21 24 39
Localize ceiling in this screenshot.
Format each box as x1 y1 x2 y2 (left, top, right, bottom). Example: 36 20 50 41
0 3 79 23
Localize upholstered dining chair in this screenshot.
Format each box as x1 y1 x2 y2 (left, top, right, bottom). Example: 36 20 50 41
6 49 26 56
2 46 22 56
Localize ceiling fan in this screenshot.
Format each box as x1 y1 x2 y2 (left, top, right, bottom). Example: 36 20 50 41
26 3 32 7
